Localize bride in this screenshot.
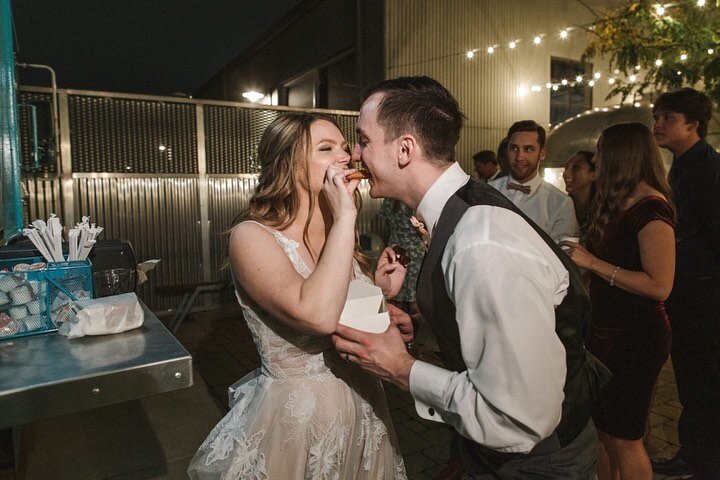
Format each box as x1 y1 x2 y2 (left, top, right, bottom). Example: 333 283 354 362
188 113 408 479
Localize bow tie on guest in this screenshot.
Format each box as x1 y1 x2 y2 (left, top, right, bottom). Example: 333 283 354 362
409 215 430 247
507 182 531 194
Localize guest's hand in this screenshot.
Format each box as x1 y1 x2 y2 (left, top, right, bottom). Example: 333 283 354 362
332 323 416 391
323 164 359 221
374 246 408 298
388 303 414 343
560 241 597 270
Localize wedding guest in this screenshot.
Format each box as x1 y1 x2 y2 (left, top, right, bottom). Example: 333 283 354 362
334 75 604 479
188 113 407 479
563 150 597 233
563 122 675 480
651 87 720 480
472 150 500 182
489 121 579 242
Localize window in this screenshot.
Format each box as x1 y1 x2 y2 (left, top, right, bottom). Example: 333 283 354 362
550 57 591 125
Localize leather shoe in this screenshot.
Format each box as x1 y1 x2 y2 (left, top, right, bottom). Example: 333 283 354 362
652 455 693 476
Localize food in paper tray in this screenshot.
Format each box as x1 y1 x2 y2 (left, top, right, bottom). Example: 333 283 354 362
338 279 390 333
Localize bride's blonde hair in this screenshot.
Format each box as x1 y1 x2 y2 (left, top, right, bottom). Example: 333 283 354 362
229 112 372 275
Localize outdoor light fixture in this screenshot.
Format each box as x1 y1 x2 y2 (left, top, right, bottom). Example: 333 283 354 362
588 80 595 87
508 40 517 49
608 78 615 85
629 74 637 82
654 4 665 16
560 29 568 39
533 36 542 45
680 53 688 61
242 91 265 103
466 50 475 59
552 84 559 91
655 58 663 66
575 75 583 83
546 82 552 88
487 46 494 54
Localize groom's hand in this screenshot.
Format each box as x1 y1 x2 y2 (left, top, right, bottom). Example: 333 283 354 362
332 323 416 391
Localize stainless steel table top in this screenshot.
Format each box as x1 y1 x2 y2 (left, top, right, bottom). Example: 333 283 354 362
0 303 192 429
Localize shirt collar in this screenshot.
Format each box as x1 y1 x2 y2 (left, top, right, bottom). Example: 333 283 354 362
416 163 470 235
509 171 543 192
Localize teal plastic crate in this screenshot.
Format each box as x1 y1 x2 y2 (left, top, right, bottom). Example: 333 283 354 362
0 257 93 340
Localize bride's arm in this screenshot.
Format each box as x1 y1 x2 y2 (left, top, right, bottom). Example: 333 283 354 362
230 167 359 335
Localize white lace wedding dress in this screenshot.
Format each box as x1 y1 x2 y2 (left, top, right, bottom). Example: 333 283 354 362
188 224 407 480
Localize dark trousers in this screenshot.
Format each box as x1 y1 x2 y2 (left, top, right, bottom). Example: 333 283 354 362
458 420 599 479
667 277 720 478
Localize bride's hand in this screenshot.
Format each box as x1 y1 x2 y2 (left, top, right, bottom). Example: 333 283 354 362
323 164 359 221
375 246 408 298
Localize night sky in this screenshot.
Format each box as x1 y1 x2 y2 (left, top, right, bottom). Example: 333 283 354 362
11 0 303 96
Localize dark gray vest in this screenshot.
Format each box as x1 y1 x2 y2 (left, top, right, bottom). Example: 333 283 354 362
416 177 607 448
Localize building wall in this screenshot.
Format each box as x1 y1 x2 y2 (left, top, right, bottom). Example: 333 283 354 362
384 0 622 173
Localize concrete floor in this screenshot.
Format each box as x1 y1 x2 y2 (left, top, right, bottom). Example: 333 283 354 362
2 305 681 479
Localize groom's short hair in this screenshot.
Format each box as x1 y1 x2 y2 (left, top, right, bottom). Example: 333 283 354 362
362 76 465 162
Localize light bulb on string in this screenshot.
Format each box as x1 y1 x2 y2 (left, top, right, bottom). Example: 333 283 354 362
588 80 596 87
546 82 552 89
561 78 568 85
533 35 542 45
709 48 715 55
575 75 583 83
487 46 495 54
635 65 641 71
629 74 637 82
608 78 615 84
560 29 568 39
680 53 688 61
654 4 665 16
509 40 517 49
552 84 559 91
655 58 663 66
594 72 601 79
466 50 475 59
697 0 705 6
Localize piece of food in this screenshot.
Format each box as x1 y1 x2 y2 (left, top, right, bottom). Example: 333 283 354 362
346 170 370 180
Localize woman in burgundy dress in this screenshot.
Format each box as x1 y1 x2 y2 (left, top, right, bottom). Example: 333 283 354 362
561 122 675 480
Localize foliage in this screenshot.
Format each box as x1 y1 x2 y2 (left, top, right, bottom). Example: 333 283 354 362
584 0 720 103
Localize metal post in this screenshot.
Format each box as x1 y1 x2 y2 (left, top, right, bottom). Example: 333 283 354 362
196 104 211 281
0 0 24 243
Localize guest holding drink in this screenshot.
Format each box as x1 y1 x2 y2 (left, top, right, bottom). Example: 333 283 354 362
562 122 675 480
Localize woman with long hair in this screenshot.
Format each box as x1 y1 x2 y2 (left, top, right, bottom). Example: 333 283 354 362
562 122 675 480
563 150 597 234
188 113 408 479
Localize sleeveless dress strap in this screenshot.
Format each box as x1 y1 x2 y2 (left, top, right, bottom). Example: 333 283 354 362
238 220 312 278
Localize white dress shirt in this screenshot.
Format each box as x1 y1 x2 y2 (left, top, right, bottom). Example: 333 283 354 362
410 163 569 453
488 173 579 243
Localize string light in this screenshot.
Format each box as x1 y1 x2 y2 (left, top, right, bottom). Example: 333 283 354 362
466 50 475 59
697 0 705 6
709 48 715 55
654 4 666 16
629 74 637 82
588 80 596 87
533 35 542 45
575 75 583 83
594 72 601 79
655 58 663 66
635 65 641 71
560 29 568 39
508 40 517 49
608 78 616 84
561 78 568 85
487 46 495 54
680 53 688 61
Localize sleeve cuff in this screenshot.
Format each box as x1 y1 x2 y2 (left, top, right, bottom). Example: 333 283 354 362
409 360 456 422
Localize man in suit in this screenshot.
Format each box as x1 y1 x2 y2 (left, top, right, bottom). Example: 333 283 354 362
332 76 604 479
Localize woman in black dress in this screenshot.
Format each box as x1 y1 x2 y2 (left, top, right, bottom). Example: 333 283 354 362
561 122 675 480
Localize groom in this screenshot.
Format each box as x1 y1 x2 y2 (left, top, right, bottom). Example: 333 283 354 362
333 76 604 479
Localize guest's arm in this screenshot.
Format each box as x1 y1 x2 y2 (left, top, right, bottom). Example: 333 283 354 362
567 220 675 301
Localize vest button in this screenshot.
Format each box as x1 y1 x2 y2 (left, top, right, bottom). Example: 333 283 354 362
428 407 435 416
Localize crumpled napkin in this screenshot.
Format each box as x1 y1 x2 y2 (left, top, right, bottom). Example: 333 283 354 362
58 292 144 339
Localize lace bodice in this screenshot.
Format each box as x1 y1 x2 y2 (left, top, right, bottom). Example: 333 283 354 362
234 223 371 380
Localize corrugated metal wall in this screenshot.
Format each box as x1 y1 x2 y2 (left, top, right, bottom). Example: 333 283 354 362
384 0 619 172
17 87 381 312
